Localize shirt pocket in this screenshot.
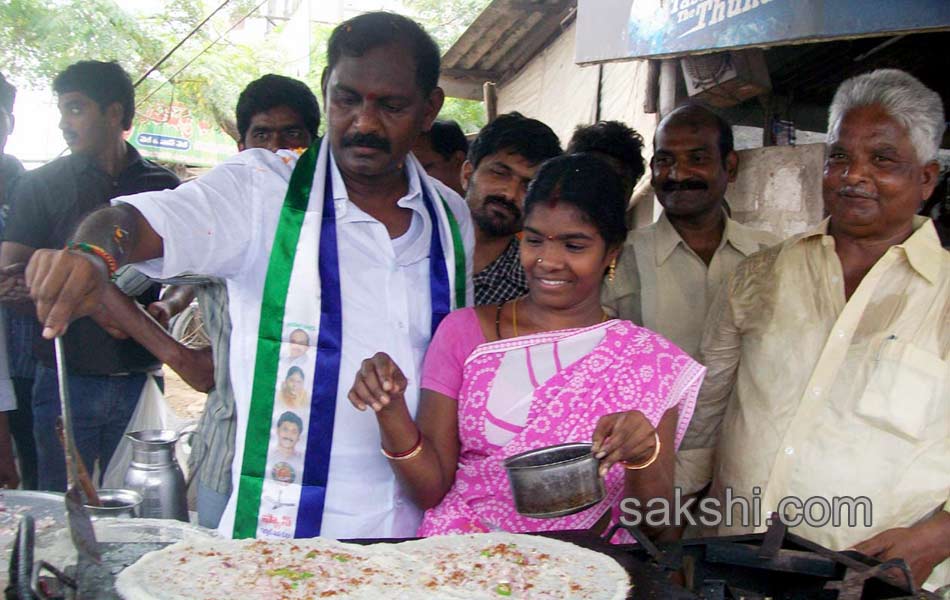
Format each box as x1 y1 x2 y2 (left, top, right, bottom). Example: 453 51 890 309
855 338 949 442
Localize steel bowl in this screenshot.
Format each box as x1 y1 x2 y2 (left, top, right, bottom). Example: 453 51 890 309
85 489 142 520
503 442 605 518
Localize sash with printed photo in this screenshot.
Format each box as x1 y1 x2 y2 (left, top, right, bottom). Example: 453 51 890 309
233 138 466 539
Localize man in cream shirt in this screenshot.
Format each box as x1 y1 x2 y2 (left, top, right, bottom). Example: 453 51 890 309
602 104 777 495
688 69 948 589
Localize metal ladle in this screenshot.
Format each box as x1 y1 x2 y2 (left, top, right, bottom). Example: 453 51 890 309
53 336 101 562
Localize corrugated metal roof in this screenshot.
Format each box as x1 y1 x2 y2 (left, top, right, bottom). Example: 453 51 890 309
439 0 576 100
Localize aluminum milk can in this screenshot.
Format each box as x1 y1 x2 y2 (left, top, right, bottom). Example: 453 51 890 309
123 429 189 522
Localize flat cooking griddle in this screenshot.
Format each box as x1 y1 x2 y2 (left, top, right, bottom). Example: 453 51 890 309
49 523 940 599
347 530 695 599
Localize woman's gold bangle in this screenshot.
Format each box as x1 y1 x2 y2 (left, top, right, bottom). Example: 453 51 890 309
621 431 661 470
381 429 424 461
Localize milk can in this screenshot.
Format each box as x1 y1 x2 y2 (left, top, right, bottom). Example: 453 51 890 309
123 429 191 522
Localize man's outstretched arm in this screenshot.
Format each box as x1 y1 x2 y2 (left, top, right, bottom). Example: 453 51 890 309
26 203 163 339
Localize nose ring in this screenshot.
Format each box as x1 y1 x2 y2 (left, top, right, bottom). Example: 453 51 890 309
536 257 543 264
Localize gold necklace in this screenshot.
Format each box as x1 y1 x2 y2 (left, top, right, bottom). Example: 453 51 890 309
511 297 608 338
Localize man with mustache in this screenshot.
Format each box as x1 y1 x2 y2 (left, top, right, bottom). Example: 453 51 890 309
603 104 777 363
23 13 473 540
0 61 178 491
602 104 777 496
688 70 949 589
463 112 561 305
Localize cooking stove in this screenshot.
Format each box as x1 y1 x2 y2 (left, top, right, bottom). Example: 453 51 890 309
6 515 944 599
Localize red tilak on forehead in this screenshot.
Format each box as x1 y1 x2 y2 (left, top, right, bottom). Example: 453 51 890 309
365 93 378 101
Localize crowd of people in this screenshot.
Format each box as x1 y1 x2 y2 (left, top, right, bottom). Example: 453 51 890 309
0 9 946 590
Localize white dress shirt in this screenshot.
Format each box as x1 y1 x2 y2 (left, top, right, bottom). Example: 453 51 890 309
117 147 474 539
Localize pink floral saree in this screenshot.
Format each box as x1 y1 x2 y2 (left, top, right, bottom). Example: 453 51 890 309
418 319 705 538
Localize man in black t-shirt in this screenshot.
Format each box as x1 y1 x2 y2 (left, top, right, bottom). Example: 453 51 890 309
0 61 179 491
0 71 26 490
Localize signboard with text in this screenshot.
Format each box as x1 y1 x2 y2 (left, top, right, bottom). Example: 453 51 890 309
128 102 236 167
576 0 950 64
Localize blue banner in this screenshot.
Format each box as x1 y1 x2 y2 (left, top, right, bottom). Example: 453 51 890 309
576 0 950 63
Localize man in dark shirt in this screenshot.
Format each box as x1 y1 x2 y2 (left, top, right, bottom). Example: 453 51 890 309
0 71 25 489
0 73 23 214
464 112 561 305
0 61 179 491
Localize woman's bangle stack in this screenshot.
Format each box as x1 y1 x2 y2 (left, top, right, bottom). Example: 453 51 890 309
381 428 424 461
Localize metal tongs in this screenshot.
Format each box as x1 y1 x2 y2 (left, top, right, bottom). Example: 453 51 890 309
53 337 101 563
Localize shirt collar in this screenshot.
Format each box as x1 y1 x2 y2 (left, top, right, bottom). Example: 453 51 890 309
496 237 522 277
329 152 424 222
801 216 943 284
69 142 145 177
654 210 758 265
722 216 765 257
894 216 943 284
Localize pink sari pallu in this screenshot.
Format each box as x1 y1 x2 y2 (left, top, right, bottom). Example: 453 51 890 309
418 319 704 538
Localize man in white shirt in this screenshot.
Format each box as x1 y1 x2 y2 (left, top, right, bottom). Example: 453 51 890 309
24 12 474 540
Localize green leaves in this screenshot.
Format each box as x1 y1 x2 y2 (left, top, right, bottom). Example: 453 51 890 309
0 0 490 150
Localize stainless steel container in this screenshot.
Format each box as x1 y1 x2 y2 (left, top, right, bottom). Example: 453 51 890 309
503 442 605 518
123 430 189 522
85 489 142 519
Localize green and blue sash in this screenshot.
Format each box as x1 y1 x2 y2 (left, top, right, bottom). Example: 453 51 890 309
233 139 465 539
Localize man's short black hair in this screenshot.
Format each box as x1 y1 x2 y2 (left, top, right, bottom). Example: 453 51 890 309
658 103 734 166
236 74 321 144
467 112 562 169
327 11 440 95
0 73 15 115
53 61 135 130
567 121 646 185
277 411 304 432
423 120 468 159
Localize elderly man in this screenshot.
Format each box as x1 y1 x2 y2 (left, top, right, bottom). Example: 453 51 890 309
24 12 473 540
687 69 948 589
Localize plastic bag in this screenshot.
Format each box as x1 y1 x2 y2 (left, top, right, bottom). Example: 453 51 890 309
102 374 193 489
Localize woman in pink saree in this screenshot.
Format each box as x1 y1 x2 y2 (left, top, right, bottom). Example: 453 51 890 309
349 154 705 540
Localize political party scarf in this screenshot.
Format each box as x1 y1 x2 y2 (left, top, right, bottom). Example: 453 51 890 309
233 138 466 539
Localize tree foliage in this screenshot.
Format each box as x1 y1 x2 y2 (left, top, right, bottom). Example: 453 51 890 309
0 0 491 144
0 0 163 82
403 0 492 133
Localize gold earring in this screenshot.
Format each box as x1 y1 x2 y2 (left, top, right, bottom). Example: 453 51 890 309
607 259 617 282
